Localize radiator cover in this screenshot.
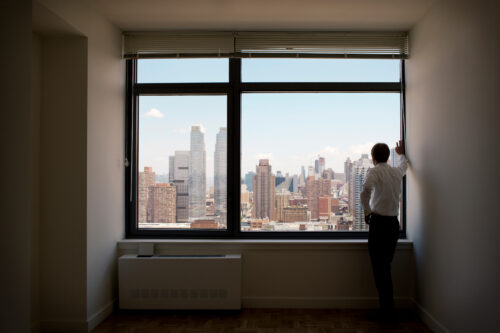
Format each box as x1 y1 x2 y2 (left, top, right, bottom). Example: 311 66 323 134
119 254 241 310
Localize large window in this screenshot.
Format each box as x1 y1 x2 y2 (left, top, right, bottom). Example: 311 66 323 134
126 58 405 238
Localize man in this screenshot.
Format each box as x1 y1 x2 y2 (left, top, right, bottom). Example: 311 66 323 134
361 140 408 315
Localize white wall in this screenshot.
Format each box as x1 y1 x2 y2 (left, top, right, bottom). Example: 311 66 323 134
34 1 125 330
406 0 500 332
39 35 88 328
86 10 125 329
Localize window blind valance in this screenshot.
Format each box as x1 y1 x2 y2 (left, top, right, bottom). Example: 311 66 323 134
123 32 408 59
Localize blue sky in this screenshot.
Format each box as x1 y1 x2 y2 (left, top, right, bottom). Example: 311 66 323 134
138 59 401 179
138 58 400 83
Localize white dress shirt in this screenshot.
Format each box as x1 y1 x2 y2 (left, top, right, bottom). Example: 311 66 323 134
361 155 408 217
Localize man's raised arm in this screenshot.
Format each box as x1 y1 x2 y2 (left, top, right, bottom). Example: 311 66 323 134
395 140 408 176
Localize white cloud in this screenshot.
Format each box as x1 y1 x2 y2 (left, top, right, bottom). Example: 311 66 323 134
348 142 374 156
144 108 164 118
307 146 348 172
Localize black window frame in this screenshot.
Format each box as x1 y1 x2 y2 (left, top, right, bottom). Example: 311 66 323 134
125 58 407 239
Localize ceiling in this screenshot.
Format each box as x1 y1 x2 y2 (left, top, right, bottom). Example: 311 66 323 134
91 0 434 32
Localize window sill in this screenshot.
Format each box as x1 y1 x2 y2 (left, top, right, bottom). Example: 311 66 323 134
118 238 413 252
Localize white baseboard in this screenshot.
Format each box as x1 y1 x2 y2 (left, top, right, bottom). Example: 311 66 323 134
87 299 116 332
41 300 115 333
412 299 449 333
242 296 412 309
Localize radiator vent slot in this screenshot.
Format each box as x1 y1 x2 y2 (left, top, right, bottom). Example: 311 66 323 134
130 288 229 299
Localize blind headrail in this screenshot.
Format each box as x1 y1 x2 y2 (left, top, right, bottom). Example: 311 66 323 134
123 31 409 59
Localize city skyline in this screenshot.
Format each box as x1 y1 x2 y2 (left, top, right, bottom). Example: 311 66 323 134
141 124 393 184
139 93 399 177
139 151 401 231
140 117 399 189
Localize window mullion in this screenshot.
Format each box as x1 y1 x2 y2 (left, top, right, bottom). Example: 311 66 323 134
228 58 242 238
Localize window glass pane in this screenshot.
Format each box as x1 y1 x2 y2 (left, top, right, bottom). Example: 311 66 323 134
138 59 229 83
138 96 227 230
242 59 400 82
241 93 400 232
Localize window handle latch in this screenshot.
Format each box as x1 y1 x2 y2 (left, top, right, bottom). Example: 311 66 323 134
124 157 130 168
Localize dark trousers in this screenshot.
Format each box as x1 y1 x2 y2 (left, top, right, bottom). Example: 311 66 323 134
368 215 400 310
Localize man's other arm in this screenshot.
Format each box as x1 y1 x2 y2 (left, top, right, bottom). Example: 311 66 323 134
396 155 408 177
395 140 408 177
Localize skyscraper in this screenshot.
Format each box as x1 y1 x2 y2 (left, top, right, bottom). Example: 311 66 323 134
168 156 175 182
275 176 292 193
214 127 227 222
344 157 352 183
298 173 305 188
146 183 176 223
306 176 320 220
351 154 372 231
275 190 291 222
319 178 331 197
292 174 299 193
318 195 331 221
172 151 189 221
318 157 325 175
275 171 286 186
252 159 276 220
244 171 256 191
189 125 206 219
345 157 353 214
138 166 177 224
308 166 314 178
322 168 334 180
138 166 155 223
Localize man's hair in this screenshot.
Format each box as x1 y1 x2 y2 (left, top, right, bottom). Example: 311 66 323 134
371 143 390 163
